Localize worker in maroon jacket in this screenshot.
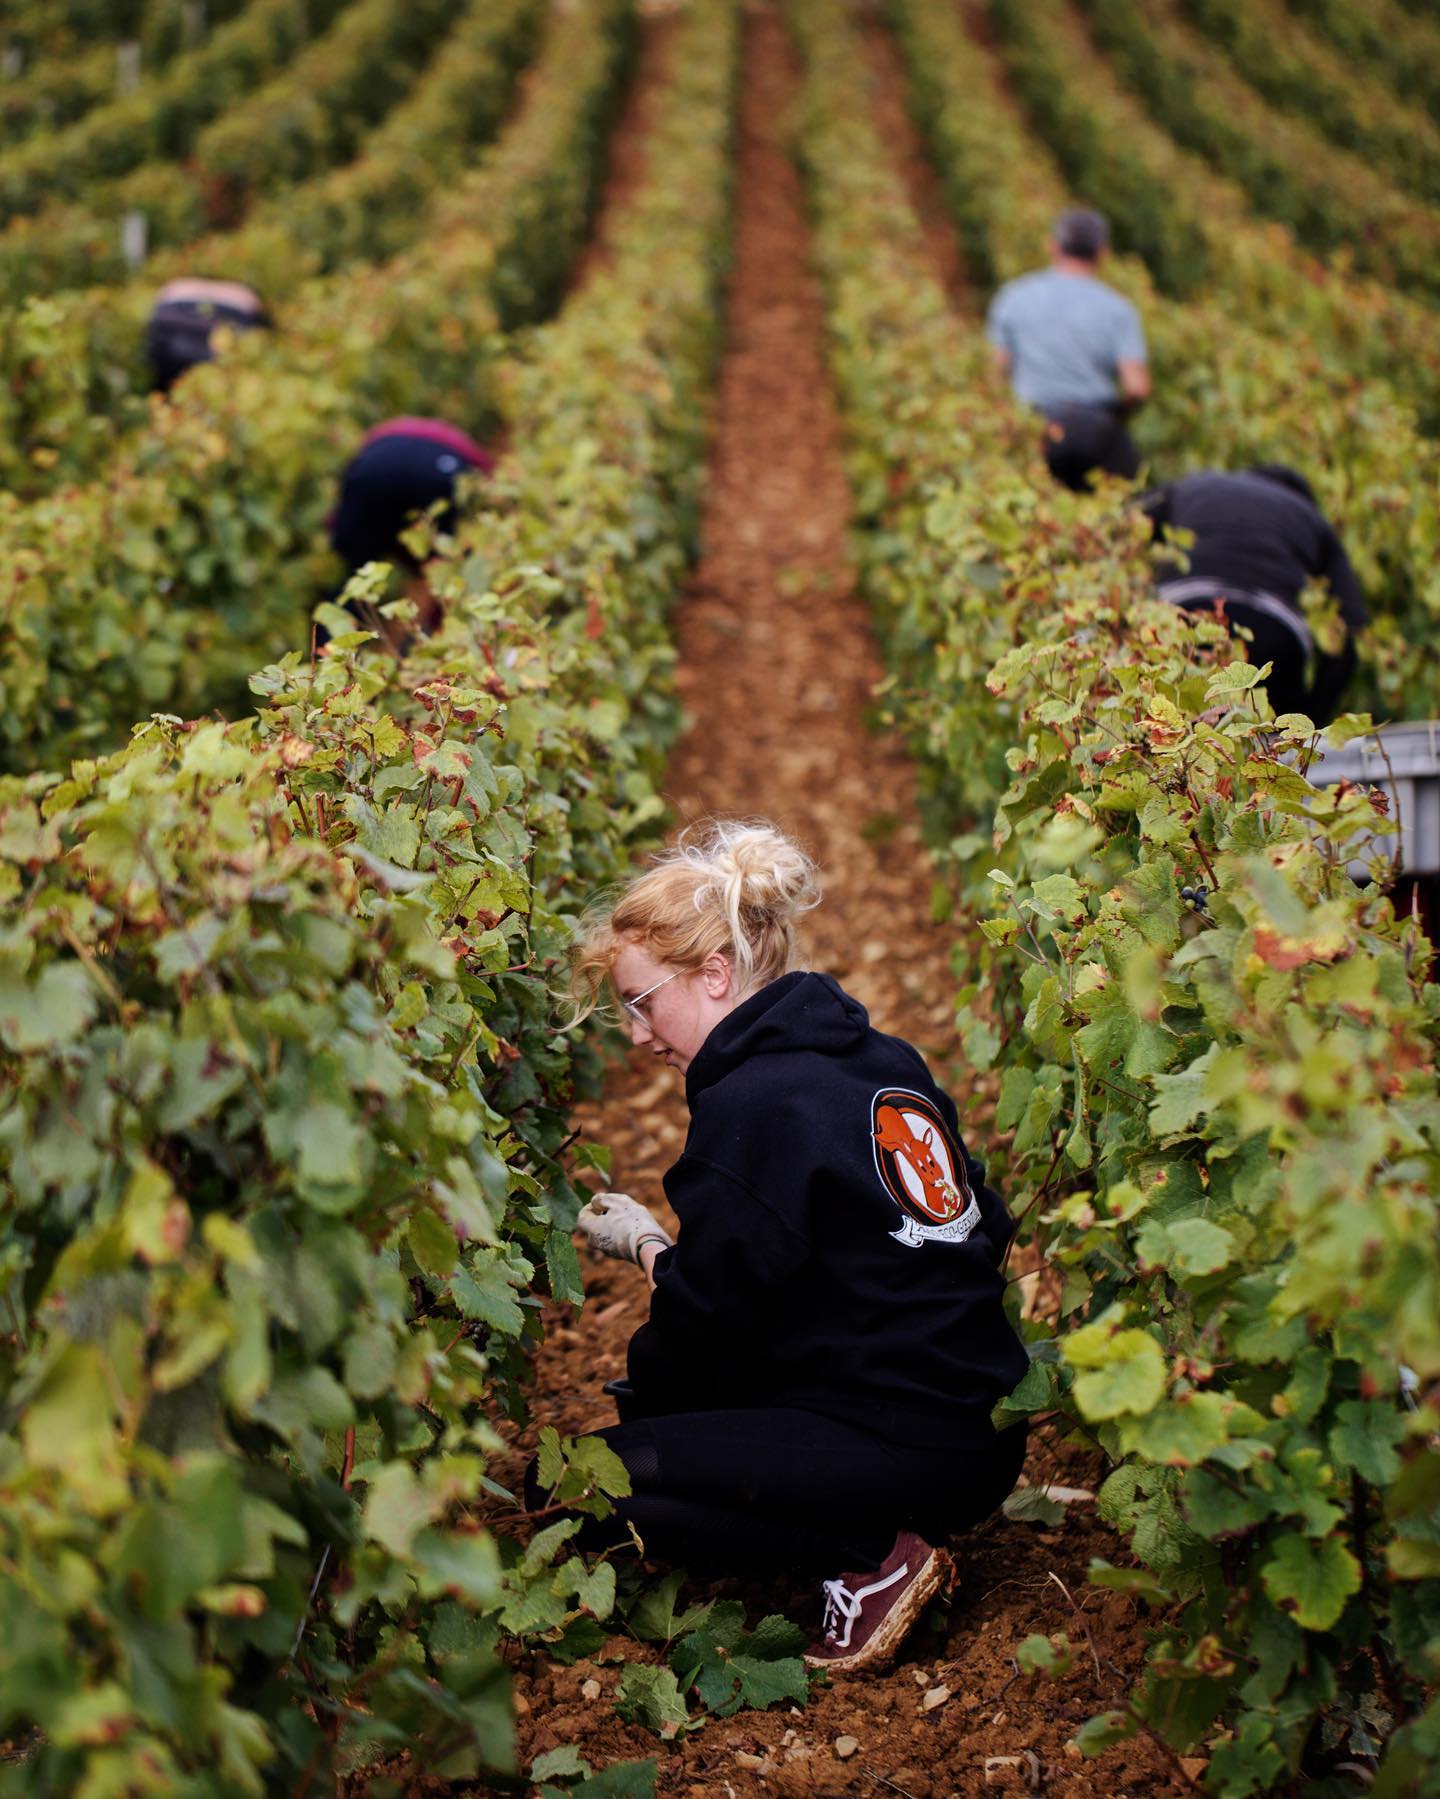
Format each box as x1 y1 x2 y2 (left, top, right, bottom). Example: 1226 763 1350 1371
330 417 496 642
558 821 1030 1674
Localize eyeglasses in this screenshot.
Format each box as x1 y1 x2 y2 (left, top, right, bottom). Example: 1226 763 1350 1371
621 969 682 1025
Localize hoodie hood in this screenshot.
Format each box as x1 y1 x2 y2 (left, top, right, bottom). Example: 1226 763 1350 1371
685 971 869 1107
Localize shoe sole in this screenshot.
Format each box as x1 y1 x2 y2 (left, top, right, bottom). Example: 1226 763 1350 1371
802 1546 953 1675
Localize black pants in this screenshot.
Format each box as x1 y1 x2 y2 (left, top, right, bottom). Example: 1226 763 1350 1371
1041 403 1141 491
1180 598 1356 724
527 1401 1027 1575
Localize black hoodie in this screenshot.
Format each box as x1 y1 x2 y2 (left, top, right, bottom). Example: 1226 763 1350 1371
1140 470 1368 630
626 972 1029 1448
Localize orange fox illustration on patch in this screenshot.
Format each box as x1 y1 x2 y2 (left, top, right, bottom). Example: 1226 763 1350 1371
870 1087 982 1248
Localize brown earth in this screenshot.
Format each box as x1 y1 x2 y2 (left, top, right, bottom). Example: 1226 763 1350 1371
477 7 1189 1797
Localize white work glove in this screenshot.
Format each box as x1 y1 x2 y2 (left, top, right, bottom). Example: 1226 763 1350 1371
576 1192 674 1266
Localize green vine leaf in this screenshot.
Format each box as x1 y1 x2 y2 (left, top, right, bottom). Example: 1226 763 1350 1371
1260 1532 1362 1631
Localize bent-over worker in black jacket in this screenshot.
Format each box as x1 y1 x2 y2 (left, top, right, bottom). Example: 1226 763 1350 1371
1140 465 1368 723
144 276 271 392
557 821 1029 1673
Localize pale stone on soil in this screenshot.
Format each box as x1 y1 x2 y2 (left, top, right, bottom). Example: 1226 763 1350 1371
986 1753 1042 1787
581 1678 601 1700
922 1685 951 1710
834 1736 860 1759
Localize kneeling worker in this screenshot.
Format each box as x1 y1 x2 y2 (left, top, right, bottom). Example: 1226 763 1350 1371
986 208 1150 491
1140 465 1367 722
558 822 1030 1673
330 417 496 642
145 277 271 392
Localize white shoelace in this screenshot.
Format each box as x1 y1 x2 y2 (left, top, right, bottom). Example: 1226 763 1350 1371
820 1560 909 1650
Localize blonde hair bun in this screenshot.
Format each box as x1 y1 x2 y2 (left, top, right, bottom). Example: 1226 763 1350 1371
678 820 821 939
569 818 821 1020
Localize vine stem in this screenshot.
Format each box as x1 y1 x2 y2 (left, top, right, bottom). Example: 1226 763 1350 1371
1368 728 1406 890
862 1772 920 1799
1045 1569 1102 1681
1352 1473 1410 1726
1002 1133 1066 1272
286 1547 332 1667
58 920 123 1007
290 1738 325 1799
1135 1714 1205 1794
1186 827 1220 891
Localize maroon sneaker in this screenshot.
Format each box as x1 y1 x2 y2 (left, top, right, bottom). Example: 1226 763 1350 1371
803 1530 952 1674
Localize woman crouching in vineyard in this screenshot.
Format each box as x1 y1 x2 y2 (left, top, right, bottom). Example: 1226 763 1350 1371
556 821 1030 1672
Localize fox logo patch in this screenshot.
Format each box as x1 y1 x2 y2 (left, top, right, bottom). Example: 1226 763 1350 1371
870 1087 981 1248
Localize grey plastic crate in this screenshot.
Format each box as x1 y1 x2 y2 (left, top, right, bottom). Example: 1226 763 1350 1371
1303 720 1440 879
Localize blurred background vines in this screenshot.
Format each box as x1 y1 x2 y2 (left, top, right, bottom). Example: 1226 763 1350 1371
0 0 736 1789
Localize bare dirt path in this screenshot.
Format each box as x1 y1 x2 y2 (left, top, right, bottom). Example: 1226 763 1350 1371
499 9 1183 1795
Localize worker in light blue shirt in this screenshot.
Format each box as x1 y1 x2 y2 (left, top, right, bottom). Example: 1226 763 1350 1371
986 208 1150 491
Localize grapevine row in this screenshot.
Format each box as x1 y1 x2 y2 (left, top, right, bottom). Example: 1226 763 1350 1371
0 0 141 58
0 0 250 143
0 0 463 305
0 0 348 221
889 0 1440 722
790 4 1440 1794
1075 0 1440 303
0 0 542 492
1286 0 1440 116
977 0 1440 435
2 0 152 41
0 0 632 774
0 2 737 1791
1179 0 1440 203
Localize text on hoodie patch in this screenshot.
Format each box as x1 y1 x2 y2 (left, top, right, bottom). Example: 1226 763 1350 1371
870 1087 981 1248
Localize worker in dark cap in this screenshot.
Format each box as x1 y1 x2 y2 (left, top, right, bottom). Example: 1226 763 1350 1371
1140 465 1368 722
145 276 271 392
986 208 1150 491
330 417 496 642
